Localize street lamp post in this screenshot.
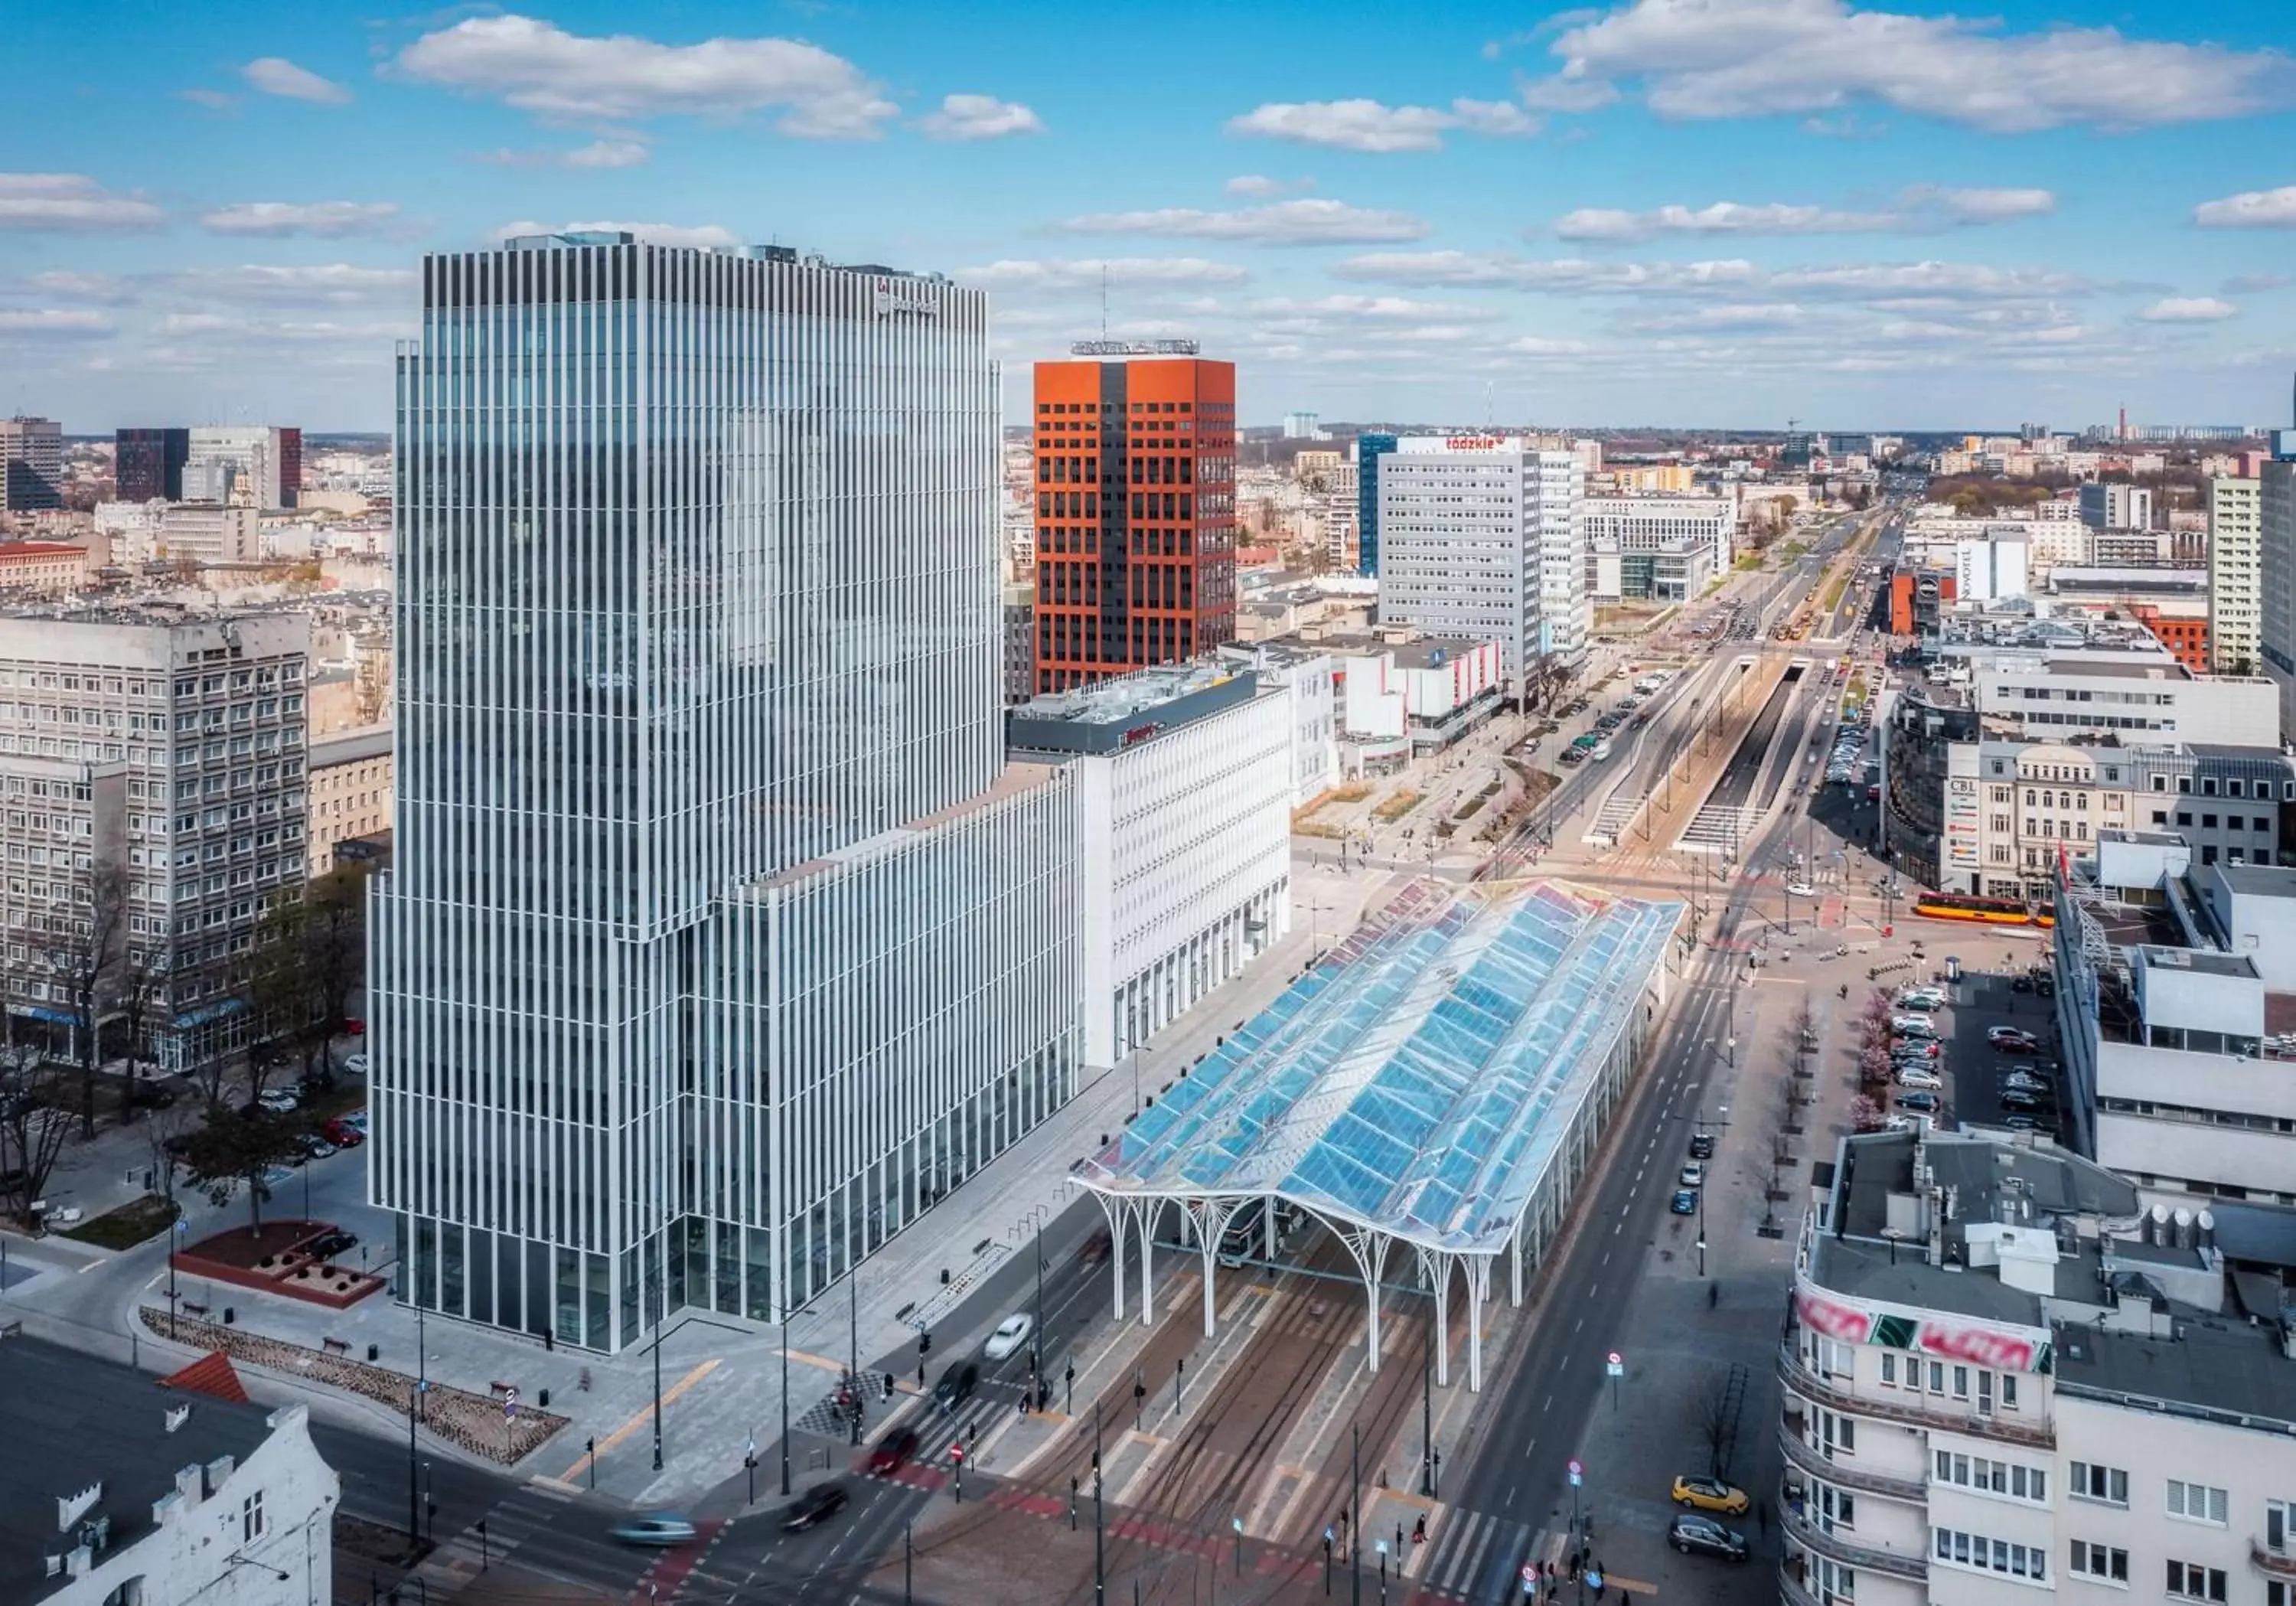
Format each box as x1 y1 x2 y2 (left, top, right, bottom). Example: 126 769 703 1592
1093 1402 1104 1604
848 1269 862 1446
405 1303 427 1543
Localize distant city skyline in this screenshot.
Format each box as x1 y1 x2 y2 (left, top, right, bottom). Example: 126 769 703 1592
3 0 2294 430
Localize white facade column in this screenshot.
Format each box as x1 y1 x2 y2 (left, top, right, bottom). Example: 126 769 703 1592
1264 1196 1277 1258
1422 1250 1454 1388
1467 1255 1489 1392
1097 1193 1129 1322
1336 1227 1394 1373
1137 1200 1157 1325
1510 1225 1523 1306
1185 1200 1240 1339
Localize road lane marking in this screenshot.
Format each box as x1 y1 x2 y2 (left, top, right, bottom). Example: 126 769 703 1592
560 1358 720 1484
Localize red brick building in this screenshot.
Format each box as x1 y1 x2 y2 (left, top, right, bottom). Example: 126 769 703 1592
1031 350 1236 692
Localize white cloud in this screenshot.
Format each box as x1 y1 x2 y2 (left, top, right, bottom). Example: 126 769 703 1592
1507 335 1596 354
919 93 1044 141
1524 0 2293 132
1332 251 1763 293
242 57 352 105
0 271 132 304
1333 250 2089 304
1554 201 1899 242
0 309 113 338
477 140 652 169
1550 186 2057 242
1060 199 1427 246
2194 185 2296 228
1932 186 2056 221
1245 294 1503 322
395 14 896 138
161 263 418 306
494 219 742 250
1629 303 1813 331
178 88 238 112
1225 97 1537 152
200 201 401 237
0 174 164 233
958 257 1250 291
2137 295 2238 322
1225 175 1313 197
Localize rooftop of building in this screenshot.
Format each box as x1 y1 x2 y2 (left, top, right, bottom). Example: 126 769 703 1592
1813 1131 2296 1427
308 724 392 767
1006 661 1268 757
0 1338 310 1606
752 761 1066 893
0 542 90 558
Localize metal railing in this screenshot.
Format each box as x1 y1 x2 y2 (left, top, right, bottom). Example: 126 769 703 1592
1776 1561 1825 1606
1779 1502 1929 1582
1779 1343 2055 1449
2252 1540 2296 1580
1777 1420 1929 1503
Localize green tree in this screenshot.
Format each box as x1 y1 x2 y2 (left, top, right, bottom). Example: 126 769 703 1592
176 1107 308 1233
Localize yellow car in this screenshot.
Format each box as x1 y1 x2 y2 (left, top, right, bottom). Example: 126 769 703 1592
1671 1475 1751 1515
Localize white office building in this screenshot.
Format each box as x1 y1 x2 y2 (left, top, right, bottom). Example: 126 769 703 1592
0 612 309 1073
1950 640 2280 746
1953 530 2029 603
2054 840 2296 1203
1217 638 1341 805
1376 436 1586 690
2077 481 2153 531
2210 476 2262 676
1581 495 1734 575
185 427 295 511
1782 1128 2296 1606
370 233 1083 1347
1010 662 1291 1069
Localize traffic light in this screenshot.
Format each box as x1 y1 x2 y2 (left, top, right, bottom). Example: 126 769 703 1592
918 1330 931 1356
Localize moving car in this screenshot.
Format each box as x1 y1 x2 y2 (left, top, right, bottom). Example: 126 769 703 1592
1669 1190 1698 1216
1671 1476 1751 1515
781 1482 850 1533
296 1134 338 1160
866 1429 921 1476
322 1115 365 1147
1897 988 1945 1010
1668 1513 1750 1561
1679 1162 1706 1187
1987 1027 2037 1048
609 1513 696 1547
1891 1040 1939 1060
1890 1017 1937 1040
256 1088 300 1114
307 1229 357 1258
1894 1091 1939 1113
343 1053 370 1076
1688 1133 1716 1160
1999 1089 2042 1111
1786 882 1815 897
1991 1036 2039 1056
933 1362 980 1409
983 1313 1034 1361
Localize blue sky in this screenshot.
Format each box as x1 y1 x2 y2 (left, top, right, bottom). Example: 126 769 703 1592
4 0 2294 433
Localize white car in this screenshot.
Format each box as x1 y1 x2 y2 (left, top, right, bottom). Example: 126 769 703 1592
983 1313 1034 1361
256 1088 300 1113
1786 882 1815 897
1679 1161 1706 1187
1895 1068 1942 1091
1890 1017 1938 1040
343 1052 370 1076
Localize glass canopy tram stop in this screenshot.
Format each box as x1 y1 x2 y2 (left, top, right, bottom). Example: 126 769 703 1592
1073 877 1685 1391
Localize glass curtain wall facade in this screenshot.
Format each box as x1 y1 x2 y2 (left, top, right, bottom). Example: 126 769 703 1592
372 235 1070 1350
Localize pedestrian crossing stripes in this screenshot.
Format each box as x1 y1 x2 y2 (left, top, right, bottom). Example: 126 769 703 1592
1417 1510 1548 1601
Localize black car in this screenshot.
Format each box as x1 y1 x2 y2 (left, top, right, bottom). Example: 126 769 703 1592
933 1362 980 1410
1668 1513 1749 1561
2011 974 2035 994
1688 1133 1716 1160
307 1229 357 1258
781 1481 849 1532
1999 1089 2041 1111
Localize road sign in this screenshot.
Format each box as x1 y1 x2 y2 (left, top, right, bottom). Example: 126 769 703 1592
1605 1352 1624 1378
1587 1569 1605 1592
1567 1458 1583 1487
1523 1562 1540 1582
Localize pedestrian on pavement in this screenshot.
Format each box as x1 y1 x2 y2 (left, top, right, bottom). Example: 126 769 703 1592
1708 1281 1720 1308
1412 1516 1426 1546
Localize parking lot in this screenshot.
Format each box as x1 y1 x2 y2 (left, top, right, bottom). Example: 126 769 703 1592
1940 963 2063 1134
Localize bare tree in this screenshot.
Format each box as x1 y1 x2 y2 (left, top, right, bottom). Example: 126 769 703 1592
1694 1370 1737 1479
44 861 129 1141
0 1050 79 1224
143 1100 199 1213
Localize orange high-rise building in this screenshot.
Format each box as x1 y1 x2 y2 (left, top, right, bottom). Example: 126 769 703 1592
1031 348 1237 692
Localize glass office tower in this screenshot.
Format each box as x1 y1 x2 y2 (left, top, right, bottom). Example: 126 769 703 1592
371 234 1080 1350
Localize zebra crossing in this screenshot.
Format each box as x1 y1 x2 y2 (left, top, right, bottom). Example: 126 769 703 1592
1678 801 1756 856
1581 788 1646 848
1414 1507 1552 1601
